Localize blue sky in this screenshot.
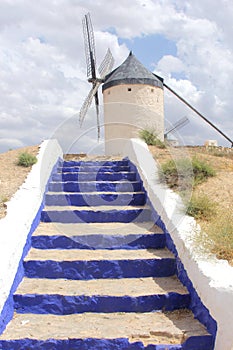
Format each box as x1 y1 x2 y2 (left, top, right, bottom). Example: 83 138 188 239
0 0 232 153
118 35 177 71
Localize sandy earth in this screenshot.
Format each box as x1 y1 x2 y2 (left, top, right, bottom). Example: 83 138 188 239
149 145 233 215
0 145 39 219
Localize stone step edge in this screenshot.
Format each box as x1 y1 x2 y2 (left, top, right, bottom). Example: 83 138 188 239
31 233 166 250
0 311 213 349
43 205 150 211
13 293 190 314
15 276 188 296
24 248 174 261
46 191 145 195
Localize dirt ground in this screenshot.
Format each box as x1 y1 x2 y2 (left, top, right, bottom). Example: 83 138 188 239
0 145 39 219
149 145 233 264
148 145 233 216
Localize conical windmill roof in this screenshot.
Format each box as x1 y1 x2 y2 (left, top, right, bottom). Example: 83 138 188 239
102 51 163 91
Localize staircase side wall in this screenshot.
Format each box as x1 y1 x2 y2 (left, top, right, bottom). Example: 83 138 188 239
0 139 63 333
123 138 233 350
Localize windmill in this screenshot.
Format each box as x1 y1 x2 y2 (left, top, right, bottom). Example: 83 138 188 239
79 13 233 151
164 116 190 139
79 13 114 140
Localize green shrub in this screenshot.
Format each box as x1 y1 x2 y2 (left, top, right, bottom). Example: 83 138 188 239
139 129 165 148
192 157 216 186
160 158 193 190
186 195 216 220
160 157 216 190
0 196 8 204
17 152 37 167
139 129 156 145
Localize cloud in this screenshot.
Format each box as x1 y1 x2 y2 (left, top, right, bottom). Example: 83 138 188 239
0 0 232 153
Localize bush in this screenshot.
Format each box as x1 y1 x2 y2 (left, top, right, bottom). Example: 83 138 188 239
186 195 216 220
17 152 37 167
160 158 193 191
139 129 165 148
192 157 216 186
160 157 216 190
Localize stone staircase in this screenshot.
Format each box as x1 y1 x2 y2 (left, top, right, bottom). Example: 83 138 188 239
0 158 214 349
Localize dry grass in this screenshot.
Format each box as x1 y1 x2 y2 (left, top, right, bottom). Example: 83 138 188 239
150 145 233 265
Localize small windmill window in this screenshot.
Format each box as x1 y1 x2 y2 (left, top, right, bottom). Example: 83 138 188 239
128 88 132 92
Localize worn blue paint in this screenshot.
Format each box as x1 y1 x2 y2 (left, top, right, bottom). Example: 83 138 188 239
45 192 146 207
31 233 166 250
24 258 176 279
0 204 43 335
148 204 217 345
0 157 61 335
0 336 213 349
58 165 131 172
14 292 190 314
62 160 129 166
48 181 142 193
41 208 152 223
49 181 142 193
52 172 137 182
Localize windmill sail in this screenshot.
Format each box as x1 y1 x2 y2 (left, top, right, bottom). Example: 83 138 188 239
82 13 96 79
98 48 114 78
164 82 233 147
79 13 114 140
79 82 101 127
165 116 189 138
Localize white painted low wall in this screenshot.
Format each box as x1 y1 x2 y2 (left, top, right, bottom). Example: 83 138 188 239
123 138 233 350
0 139 63 316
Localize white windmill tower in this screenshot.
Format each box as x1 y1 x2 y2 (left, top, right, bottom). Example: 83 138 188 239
79 14 165 155
102 51 165 154
79 13 233 152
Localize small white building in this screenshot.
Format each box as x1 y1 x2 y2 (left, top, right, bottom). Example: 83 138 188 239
102 52 164 155
204 140 218 147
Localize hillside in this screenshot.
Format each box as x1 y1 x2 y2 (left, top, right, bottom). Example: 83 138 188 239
0 144 232 264
149 145 233 264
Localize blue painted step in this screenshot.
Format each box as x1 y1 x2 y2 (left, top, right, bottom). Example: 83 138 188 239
24 258 176 279
57 165 131 172
0 336 214 350
48 181 142 193
45 192 146 207
31 233 166 250
14 293 190 315
62 160 129 167
0 157 215 349
52 172 137 182
41 207 152 223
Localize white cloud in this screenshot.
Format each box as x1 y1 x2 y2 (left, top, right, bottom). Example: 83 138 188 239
0 0 232 152
156 55 185 78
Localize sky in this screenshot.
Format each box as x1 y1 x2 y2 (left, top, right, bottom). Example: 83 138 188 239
0 0 232 154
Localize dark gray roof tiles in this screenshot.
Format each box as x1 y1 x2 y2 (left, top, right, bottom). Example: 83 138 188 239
102 51 163 91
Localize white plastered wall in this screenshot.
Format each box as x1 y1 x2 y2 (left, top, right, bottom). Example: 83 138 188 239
103 84 164 155
122 138 233 350
0 139 63 315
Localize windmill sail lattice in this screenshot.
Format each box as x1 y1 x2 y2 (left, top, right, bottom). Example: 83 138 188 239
79 13 114 140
